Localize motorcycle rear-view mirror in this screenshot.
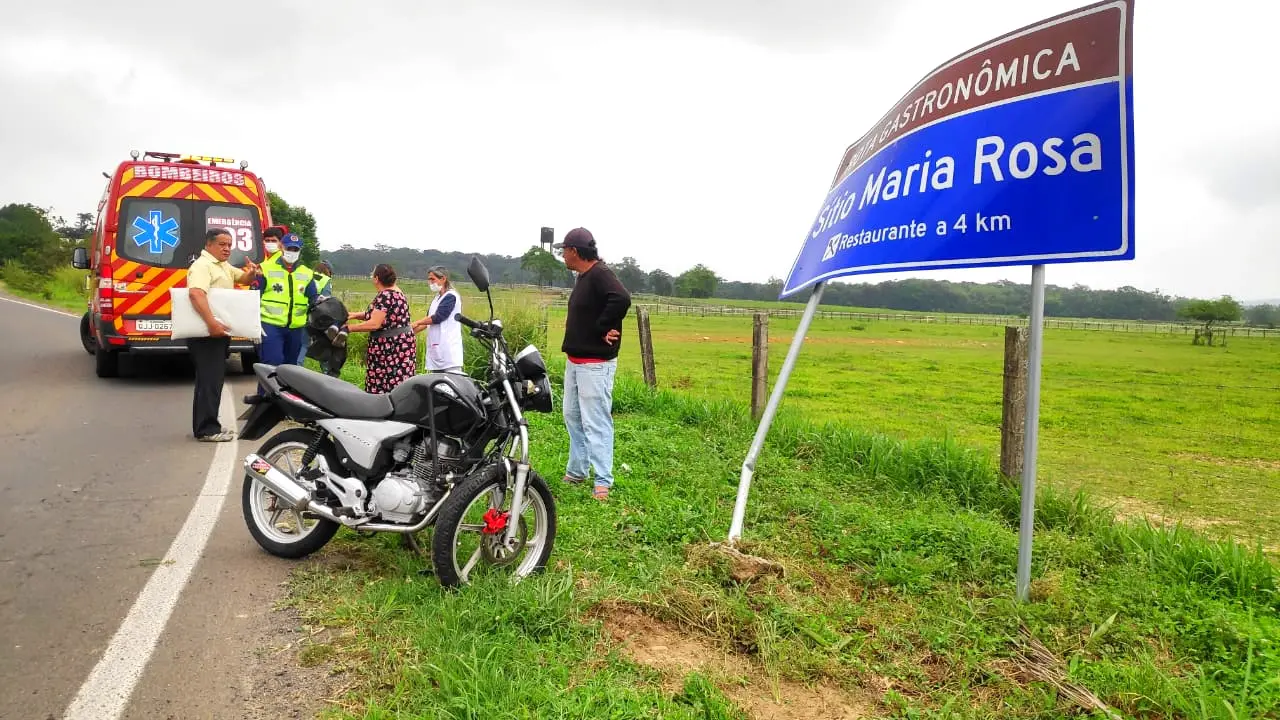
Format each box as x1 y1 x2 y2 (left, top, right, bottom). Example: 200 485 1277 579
467 256 490 293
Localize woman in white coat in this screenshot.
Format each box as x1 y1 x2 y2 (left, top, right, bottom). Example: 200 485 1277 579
412 266 465 374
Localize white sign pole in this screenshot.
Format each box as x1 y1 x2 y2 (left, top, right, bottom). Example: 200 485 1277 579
728 281 826 543
1016 264 1047 602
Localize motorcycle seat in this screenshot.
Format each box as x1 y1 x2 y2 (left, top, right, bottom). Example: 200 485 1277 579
275 365 394 420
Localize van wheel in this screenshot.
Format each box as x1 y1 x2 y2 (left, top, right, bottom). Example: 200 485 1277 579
80 313 96 355
239 350 259 375
95 348 119 378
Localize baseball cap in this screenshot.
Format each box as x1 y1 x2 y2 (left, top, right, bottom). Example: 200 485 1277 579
282 233 303 249
552 227 595 251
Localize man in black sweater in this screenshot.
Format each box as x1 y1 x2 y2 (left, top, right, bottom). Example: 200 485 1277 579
553 228 631 501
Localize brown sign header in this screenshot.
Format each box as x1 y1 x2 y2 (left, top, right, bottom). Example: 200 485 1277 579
830 0 1132 187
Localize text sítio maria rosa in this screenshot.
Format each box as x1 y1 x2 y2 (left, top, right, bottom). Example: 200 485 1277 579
810 132 1103 239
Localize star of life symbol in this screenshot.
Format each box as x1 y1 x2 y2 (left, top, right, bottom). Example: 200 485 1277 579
132 210 180 254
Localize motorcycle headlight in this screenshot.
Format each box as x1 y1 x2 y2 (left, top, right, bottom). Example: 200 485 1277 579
520 375 553 413
514 345 547 381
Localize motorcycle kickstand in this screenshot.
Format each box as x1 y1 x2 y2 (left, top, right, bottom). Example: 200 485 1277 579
400 532 435 575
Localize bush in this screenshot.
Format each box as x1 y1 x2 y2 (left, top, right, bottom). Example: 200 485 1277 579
46 266 89 307
1 261 50 294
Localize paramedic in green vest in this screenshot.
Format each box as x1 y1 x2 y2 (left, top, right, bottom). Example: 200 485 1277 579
313 261 335 297
248 225 286 292
249 232 318 402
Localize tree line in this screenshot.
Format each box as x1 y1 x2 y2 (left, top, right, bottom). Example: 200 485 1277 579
5 200 1275 328
322 244 1278 326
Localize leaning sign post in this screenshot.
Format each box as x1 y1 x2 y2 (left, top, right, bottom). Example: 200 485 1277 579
728 0 1135 602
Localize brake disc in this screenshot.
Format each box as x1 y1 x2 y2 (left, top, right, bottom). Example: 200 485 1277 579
481 517 528 567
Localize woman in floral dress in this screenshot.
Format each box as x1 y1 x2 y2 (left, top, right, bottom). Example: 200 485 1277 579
345 264 417 393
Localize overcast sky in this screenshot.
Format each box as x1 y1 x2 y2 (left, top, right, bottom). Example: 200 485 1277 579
2 0 1275 300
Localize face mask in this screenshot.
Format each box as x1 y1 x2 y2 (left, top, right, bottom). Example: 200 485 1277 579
429 282 442 293
264 242 279 255
282 250 301 264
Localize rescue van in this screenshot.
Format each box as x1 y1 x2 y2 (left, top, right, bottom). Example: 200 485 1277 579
72 151 271 378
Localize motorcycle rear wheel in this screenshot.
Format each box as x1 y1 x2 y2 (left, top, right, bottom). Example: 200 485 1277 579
431 467 556 588
242 428 340 559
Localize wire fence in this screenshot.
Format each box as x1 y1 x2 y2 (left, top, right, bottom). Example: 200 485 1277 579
332 279 1280 338
568 301 1280 339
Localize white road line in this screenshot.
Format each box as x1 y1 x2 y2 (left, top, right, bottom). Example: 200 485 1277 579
63 389 239 720
0 295 79 318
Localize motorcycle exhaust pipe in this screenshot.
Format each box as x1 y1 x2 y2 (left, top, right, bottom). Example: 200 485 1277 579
244 454 345 524
244 454 314 512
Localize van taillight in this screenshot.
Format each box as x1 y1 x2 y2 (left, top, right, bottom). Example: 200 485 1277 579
98 280 115 321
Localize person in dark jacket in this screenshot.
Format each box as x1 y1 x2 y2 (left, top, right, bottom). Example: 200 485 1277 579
306 294 349 378
552 228 631 501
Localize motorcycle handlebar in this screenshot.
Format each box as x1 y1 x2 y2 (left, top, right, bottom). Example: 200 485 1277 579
456 313 502 338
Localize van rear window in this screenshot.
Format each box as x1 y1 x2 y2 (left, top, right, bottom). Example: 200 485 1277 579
203 204 261 268
118 199 191 268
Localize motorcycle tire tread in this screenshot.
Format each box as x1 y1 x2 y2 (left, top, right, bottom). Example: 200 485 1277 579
241 427 341 559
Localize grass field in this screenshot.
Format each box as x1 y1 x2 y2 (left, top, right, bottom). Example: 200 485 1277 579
581 312 1280 550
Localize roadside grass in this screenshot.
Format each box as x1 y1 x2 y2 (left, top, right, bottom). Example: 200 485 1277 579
282 367 1280 719
0 265 88 313
576 312 1280 549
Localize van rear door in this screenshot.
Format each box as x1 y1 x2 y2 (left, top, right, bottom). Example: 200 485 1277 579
113 187 197 336
112 190 265 337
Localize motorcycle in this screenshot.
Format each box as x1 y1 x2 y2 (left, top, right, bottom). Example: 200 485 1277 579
237 256 556 587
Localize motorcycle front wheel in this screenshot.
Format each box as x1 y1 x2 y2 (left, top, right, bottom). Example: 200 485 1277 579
241 428 340 559
431 467 556 588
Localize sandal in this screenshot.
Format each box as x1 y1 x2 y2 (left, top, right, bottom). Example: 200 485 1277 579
593 485 609 502
197 431 235 443
563 474 586 485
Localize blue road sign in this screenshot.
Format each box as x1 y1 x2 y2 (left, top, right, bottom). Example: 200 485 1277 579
781 0 1135 298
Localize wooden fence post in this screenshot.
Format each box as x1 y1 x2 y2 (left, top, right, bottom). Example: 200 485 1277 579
1000 326 1029 482
637 307 657 389
751 312 769 420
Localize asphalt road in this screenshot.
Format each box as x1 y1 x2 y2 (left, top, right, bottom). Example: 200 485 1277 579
0 298 325 720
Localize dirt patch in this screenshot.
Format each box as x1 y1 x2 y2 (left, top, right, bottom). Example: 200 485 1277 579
600 605 870 719
239 605 347 720
1108 496 1237 532
689 542 786 585
1172 453 1280 472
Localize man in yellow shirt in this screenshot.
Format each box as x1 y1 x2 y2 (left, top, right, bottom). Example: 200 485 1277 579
187 228 261 441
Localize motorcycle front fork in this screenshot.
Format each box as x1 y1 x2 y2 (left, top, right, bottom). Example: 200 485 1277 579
504 462 531 547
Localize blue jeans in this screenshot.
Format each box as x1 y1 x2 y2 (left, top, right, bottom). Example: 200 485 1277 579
562 359 617 488
259 324 306 393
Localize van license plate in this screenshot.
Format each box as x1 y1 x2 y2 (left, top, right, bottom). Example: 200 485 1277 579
135 319 171 332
